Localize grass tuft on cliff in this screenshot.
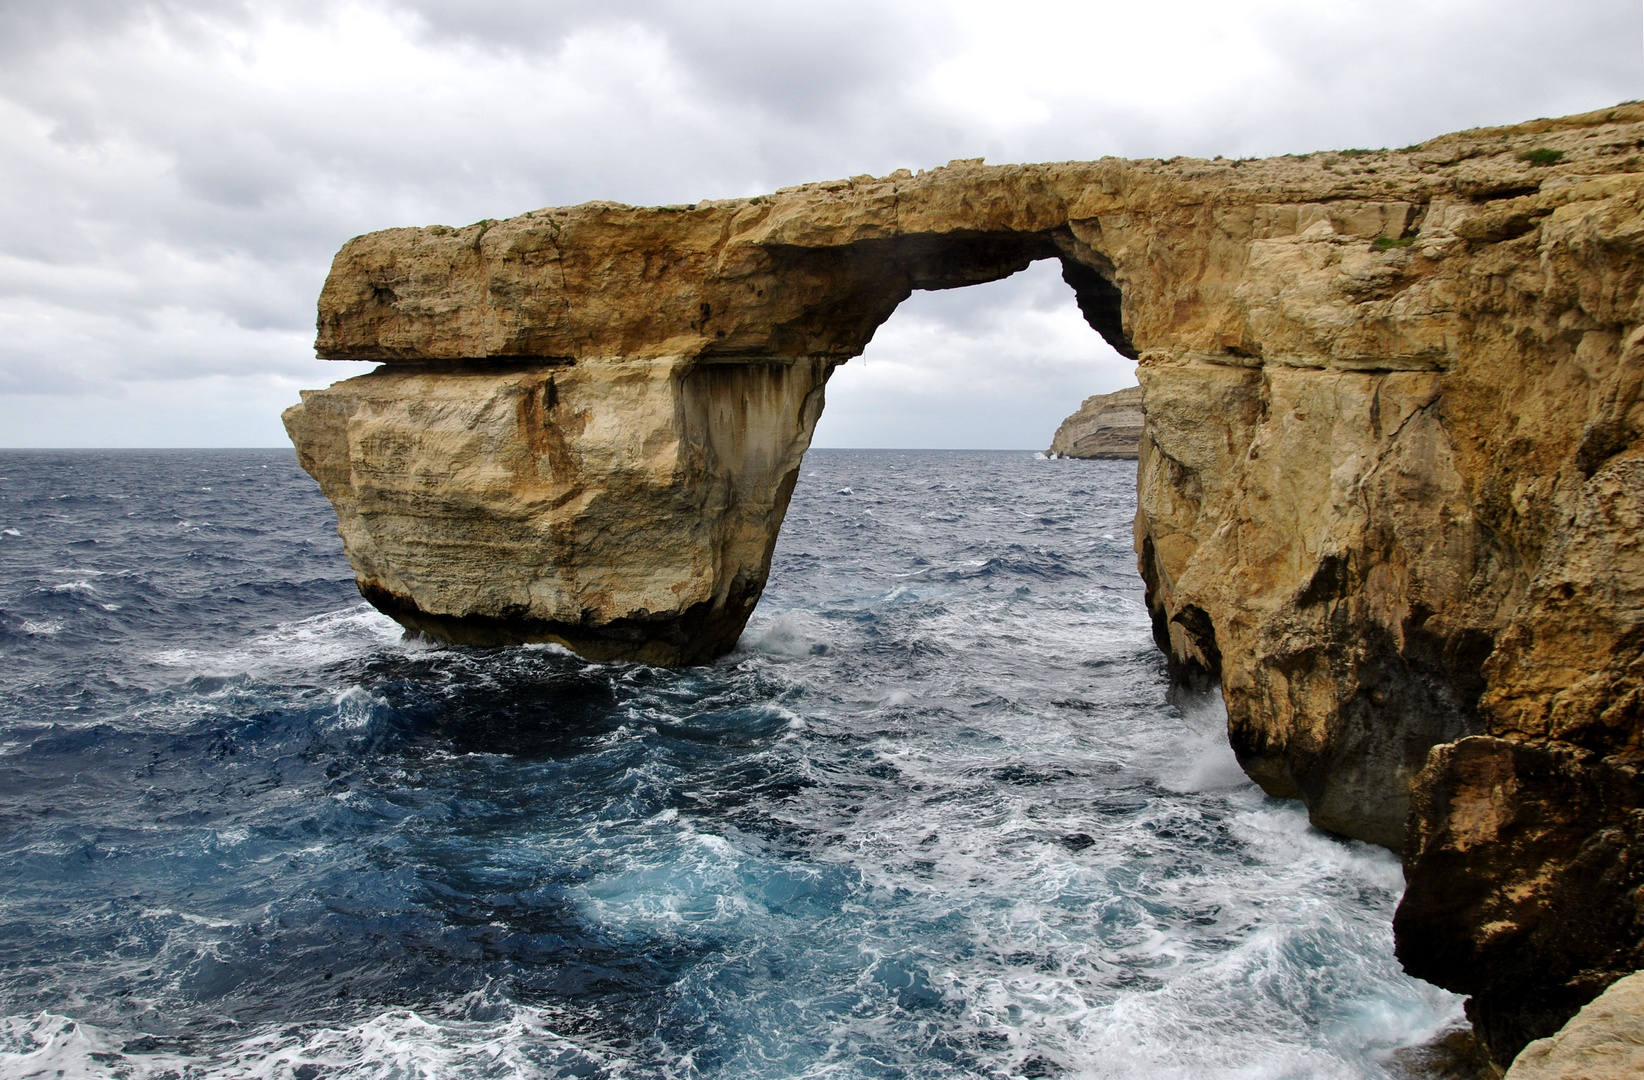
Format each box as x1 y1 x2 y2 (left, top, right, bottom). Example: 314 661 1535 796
1518 147 1566 167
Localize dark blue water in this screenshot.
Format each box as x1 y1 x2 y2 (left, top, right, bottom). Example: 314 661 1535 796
0 449 1460 1079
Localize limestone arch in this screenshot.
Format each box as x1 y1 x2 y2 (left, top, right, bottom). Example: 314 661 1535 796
288 193 1148 664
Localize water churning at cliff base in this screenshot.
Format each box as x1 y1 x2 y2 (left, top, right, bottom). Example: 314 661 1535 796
0 449 1460 1079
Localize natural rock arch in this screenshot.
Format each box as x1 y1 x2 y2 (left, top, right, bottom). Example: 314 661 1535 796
288 105 1644 1063
291 184 1152 668
287 149 1467 843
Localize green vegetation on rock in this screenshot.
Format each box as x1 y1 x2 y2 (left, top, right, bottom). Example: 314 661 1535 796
1518 147 1565 167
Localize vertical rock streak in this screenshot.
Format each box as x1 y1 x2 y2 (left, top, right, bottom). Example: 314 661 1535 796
287 107 1644 1062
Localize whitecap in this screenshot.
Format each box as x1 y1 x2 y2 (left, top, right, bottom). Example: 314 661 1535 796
0 1013 162 1080
1158 689 1252 793
0 1004 619 1080
739 609 824 658
330 684 392 731
150 604 405 679
520 641 577 656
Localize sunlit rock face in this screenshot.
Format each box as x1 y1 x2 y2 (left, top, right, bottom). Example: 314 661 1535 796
288 104 1644 1060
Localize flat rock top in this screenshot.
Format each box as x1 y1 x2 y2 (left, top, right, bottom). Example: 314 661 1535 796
315 103 1644 364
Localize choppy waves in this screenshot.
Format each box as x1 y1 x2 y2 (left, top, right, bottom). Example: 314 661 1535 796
0 450 1462 1079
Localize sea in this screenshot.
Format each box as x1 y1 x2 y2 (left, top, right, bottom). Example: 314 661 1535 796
0 448 1466 1080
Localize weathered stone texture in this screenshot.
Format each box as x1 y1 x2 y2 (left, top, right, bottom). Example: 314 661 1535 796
1048 385 1144 459
1398 738 1644 1057
288 105 1644 1060
287 357 828 663
1505 970 1644 1079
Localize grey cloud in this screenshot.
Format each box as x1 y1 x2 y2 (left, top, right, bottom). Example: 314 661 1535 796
0 0 1635 445
395 0 958 122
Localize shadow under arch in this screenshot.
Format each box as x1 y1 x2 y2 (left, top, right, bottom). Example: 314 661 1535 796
704 230 1137 366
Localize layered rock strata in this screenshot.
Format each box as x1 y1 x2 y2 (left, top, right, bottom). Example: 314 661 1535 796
1048 385 1144 458
289 104 1644 1061
286 359 828 662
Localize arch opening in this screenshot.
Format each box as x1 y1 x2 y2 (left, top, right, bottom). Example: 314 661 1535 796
809 252 1138 451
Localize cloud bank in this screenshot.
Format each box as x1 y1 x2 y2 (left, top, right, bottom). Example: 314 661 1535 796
0 0 1635 446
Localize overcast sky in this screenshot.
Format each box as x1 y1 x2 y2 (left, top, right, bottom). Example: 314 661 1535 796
0 0 1636 448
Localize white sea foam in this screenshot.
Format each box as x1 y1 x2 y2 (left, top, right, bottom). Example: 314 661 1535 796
1158 691 1252 793
740 609 825 658
0 1013 172 1080
521 641 579 657
329 684 392 731
0 1006 620 1080
150 604 407 679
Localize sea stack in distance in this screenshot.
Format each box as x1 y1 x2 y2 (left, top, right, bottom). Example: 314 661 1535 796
1047 385 1144 459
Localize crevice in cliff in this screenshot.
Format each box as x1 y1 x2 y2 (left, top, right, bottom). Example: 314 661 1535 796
1139 527 1223 696
1574 417 1639 479
370 356 579 372
1170 604 1223 686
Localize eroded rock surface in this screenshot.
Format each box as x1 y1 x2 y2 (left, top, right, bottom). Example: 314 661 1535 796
1048 385 1144 459
289 104 1644 1056
287 358 827 662
1399 738 1644 1059
1504 970 1644 1079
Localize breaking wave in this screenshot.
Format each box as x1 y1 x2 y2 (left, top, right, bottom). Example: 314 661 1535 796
0 449 1461 1079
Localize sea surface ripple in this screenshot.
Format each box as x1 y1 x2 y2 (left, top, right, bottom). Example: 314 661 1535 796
0 449 1461 1079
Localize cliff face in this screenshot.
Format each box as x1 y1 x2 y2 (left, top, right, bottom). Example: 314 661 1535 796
1049 385 1144 458
289 104 1644 1061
